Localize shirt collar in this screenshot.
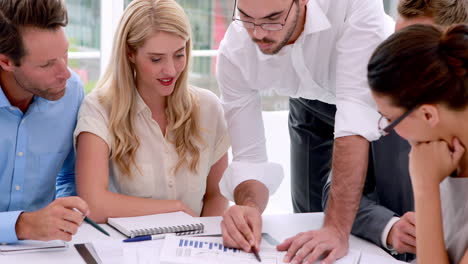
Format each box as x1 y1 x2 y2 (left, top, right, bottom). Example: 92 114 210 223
256 0 331 60
0 83 11 108
33 95 56 112
0 75 65 112
303 0 331 36
135 90 150 115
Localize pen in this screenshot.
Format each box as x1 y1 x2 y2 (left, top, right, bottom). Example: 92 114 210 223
251 246 262 262
83 216 110 237
123 233 168 243
73 208 110 237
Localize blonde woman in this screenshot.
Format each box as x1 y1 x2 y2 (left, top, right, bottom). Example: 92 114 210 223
74 0 229 223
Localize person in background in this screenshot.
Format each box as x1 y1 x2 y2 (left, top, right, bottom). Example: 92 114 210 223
368 23 468 264
396 0 468 31
75 0 229 223
0 0 89 243
324 1 468 261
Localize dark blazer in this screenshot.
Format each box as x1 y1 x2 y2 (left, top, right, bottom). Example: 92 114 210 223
323 131 415 262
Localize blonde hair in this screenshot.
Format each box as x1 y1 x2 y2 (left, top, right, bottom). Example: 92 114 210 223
96 0 202 177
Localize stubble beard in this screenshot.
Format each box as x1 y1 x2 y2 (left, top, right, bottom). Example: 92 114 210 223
257 7 300 55
13 70 66 101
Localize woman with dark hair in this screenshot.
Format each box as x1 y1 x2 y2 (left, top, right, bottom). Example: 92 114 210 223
368 24 468 264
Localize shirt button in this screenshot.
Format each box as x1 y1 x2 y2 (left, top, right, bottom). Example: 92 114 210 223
18 152 24 157
21 120 25 124
9 107 15 111
15 185 20 191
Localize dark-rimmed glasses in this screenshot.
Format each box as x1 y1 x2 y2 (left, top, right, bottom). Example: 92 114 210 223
231 0 295 31
378 106 418 136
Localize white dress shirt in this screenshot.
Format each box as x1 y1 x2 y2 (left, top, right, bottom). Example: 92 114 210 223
74 87 230 216
216 0 394 201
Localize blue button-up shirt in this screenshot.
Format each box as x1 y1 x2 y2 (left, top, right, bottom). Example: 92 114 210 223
0 71 84 243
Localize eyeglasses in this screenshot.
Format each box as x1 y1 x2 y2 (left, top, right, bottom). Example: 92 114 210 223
231 0 295 31
378 106 418 136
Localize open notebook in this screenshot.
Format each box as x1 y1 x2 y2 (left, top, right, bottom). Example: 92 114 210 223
107 211 204 238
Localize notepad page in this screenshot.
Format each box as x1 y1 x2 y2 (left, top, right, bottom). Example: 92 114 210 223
107 211 202 237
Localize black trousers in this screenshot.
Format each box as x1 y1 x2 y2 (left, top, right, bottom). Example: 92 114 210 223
290 97 415 261
289 98 336 213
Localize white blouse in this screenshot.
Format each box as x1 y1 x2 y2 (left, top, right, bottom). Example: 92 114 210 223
440 176 468 263
74 87 230 216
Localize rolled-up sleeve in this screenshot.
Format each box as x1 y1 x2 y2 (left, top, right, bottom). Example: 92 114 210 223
334 0 393 142
73 95 111 151
210 97 231 166
216 52 284 201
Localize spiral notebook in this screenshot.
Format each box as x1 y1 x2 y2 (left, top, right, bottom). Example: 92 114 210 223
107 211 204 238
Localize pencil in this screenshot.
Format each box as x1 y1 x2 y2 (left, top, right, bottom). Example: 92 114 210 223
251 246 262 262
84 216 110 237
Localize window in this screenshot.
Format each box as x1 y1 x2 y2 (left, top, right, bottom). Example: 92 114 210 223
65 0 101 93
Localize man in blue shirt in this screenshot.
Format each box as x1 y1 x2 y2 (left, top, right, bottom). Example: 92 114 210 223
0 0 89 243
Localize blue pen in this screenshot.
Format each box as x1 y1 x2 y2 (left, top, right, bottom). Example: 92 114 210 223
123 233 168 242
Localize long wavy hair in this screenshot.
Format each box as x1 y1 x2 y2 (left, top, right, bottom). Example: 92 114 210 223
96 0 202 178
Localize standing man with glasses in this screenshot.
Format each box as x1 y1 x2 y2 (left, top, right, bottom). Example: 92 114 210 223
217 0 392 263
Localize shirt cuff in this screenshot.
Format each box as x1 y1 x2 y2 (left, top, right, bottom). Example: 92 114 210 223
334 99 381 142
219 161 284 201
0 211 23 243
381 216 400 253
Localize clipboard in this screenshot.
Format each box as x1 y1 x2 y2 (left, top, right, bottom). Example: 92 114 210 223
74 243 99 264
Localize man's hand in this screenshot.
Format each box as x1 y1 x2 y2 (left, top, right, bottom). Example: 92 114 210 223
15 196 89 241
277 225 349 264
221 205 262 252
387 212 416 254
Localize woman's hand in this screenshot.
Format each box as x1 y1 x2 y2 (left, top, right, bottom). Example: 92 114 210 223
409 137 465 190
177 201 198 217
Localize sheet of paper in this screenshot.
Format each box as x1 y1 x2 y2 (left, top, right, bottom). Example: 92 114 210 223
92 239 163 264
159 236 281 264
159 236 362 264
0 240 67 254
91 236 400 264
360 252 408 264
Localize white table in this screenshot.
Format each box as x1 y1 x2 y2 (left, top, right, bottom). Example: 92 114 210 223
1 213 395 263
